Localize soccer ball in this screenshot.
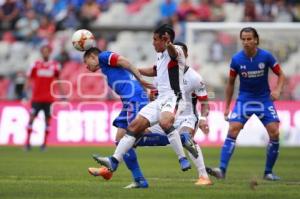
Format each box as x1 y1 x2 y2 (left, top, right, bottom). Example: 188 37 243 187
72 29 95 51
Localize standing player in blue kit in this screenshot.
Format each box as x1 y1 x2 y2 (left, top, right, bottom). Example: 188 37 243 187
206 27 286 181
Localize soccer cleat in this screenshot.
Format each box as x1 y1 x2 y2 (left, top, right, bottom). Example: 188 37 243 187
92 154 118 172
181 133 199 158
23 144 31 151
179 157 191 171
263 173 280 181
88 166 113 180
124 177 149 189
206 167 225 179
40 145 47 152
195 176 213 186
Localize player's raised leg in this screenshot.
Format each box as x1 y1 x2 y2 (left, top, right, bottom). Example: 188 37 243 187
93 115 150 172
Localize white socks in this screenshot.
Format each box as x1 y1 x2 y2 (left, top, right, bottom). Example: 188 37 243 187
167 129 186 159
113 134 136 162
187 144 208 178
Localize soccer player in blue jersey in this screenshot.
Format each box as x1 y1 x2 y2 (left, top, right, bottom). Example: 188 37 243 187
84 47 152 188
206 27 286 181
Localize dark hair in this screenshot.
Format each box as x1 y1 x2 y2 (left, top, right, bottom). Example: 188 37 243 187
174 41 188 54
83 47 101 59
240 27 260 45
154 24 175 42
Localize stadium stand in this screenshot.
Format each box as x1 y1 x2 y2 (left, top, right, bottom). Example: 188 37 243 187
0 0 299 100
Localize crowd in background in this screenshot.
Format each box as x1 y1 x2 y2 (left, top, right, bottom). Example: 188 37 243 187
0 0 300 101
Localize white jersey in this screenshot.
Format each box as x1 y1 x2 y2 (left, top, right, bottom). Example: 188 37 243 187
155 45 186 97
149 67 208 131
181 67 208 117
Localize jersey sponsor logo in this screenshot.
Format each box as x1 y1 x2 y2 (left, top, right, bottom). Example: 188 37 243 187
37 69 55 77
241 71 248 78
183 79 188 85
246 70 264 78
240 65 246 70
258 63 265 69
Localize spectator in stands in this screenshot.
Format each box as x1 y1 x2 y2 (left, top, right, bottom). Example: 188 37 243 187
15 9 39 43
36 15 56 44
160 0 177 22
79 0 100 29
177 0 196 21
243 0 258 22
257 0 276 22
196 0 212 22
24 44 61 151
69 0 85 12
273 0 293 22
210 0 225 22
0 0 20 30
31 0 49 16
97 0 111 12
49 0 68 25
58 5 80 30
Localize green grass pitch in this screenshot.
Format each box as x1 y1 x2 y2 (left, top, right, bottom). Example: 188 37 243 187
0 146 299 199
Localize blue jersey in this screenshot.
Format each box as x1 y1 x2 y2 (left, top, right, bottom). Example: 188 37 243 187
230 48 278 100
98 51 147 102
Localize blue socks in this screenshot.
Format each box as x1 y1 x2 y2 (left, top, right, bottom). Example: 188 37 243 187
265 139 279 175
123 148 145 181
115 141 145 181
219 135 236 173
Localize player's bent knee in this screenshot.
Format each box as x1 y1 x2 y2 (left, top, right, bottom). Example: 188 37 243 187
269 130 280 140
159 118 174 131
127 115 150 134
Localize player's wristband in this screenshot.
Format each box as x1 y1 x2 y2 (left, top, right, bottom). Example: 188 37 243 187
199 116 207 121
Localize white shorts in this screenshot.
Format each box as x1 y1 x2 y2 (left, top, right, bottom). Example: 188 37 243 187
138 94 185 125
148 114 198 135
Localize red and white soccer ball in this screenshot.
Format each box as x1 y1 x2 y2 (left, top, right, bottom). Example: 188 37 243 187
72 29 96 51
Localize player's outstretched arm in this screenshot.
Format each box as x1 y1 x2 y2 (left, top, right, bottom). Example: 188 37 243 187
271 67 286 101
224 75 236 121
117 55 154 89
139 66 157 77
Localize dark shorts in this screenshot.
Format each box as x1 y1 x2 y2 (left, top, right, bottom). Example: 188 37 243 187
31 102 52 119
229 99 280 126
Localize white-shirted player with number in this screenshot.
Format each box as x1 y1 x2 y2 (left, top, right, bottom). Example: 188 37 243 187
136 42 213 186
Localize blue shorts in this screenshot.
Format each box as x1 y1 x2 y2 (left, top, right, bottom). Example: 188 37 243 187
229 99 280 126
113 99 148 129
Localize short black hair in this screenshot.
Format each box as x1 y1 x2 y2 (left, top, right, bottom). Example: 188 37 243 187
154 24 175 42
174 41 188 54
83 47 101 59
240 27 260 45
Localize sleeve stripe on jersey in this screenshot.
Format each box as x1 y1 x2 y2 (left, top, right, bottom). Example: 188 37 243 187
168 60 178 69
197 95 208 101
271 63 281 75
108 53 119 66
229 68 237 77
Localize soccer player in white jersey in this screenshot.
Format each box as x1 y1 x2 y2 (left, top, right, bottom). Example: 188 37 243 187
92 24 191 173
136 42 213 186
